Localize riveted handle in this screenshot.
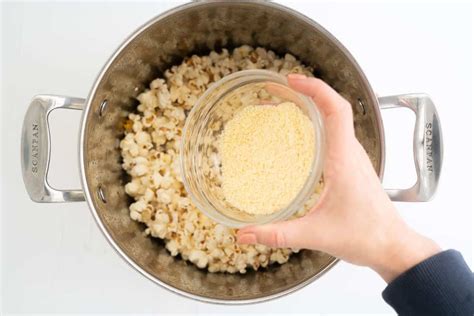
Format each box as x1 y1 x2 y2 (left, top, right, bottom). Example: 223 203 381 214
379 94 443 202
21 95 86 203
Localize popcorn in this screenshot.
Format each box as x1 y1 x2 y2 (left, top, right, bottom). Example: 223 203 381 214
143 188 154 202
156 188 174 205
152 171 173 189
130 210 141 221
131 164 148 177
120 45 322 273
132 120 143 133
135 131 151 145
125 181 140 197
130 199 147 213
150 223 167 239
137 90 159 109
166 239 179 256
189 250 208 269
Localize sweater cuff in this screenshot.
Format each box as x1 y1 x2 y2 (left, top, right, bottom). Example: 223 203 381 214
382 249 474 315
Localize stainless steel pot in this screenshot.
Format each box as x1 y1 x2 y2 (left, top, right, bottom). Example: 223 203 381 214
21 1 443 304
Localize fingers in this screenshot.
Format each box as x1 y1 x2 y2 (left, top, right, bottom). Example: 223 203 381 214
287 74 355 153
237 217 318 249
287 74 352 118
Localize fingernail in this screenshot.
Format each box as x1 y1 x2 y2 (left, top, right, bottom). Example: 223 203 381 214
288 73 307 80
237 233 257 244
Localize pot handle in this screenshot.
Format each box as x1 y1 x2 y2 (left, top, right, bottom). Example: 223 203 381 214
378 94 443 202
21 95 86 203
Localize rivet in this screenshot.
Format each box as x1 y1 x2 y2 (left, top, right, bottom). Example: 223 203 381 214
99 99 108 117
97 185 107 203
358 98 366 115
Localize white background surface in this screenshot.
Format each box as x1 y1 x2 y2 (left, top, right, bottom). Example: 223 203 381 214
1 1 472 314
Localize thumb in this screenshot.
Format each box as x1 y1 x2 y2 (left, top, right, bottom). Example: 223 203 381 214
237 217 317 249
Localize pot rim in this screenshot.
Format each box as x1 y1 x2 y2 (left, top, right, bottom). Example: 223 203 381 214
79 0 385 304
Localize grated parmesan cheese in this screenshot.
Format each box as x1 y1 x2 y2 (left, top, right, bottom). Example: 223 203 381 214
220 102 315 215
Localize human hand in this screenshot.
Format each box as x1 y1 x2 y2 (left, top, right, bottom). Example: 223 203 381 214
237 74 440 282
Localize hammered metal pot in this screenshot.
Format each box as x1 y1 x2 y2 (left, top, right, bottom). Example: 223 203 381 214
21 1 443 304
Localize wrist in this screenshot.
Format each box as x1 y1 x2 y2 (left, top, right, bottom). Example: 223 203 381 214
370 223 441 283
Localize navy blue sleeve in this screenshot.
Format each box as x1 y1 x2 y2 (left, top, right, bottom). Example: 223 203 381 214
382 250 474 315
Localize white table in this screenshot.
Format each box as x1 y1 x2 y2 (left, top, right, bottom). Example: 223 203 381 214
1 1 472 314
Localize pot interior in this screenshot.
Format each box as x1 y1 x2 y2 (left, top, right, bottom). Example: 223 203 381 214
81 1 382 302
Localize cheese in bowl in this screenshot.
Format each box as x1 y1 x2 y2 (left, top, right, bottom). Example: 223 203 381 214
180 69 325 228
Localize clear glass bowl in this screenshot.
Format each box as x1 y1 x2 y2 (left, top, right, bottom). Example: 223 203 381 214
180 70 325 228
